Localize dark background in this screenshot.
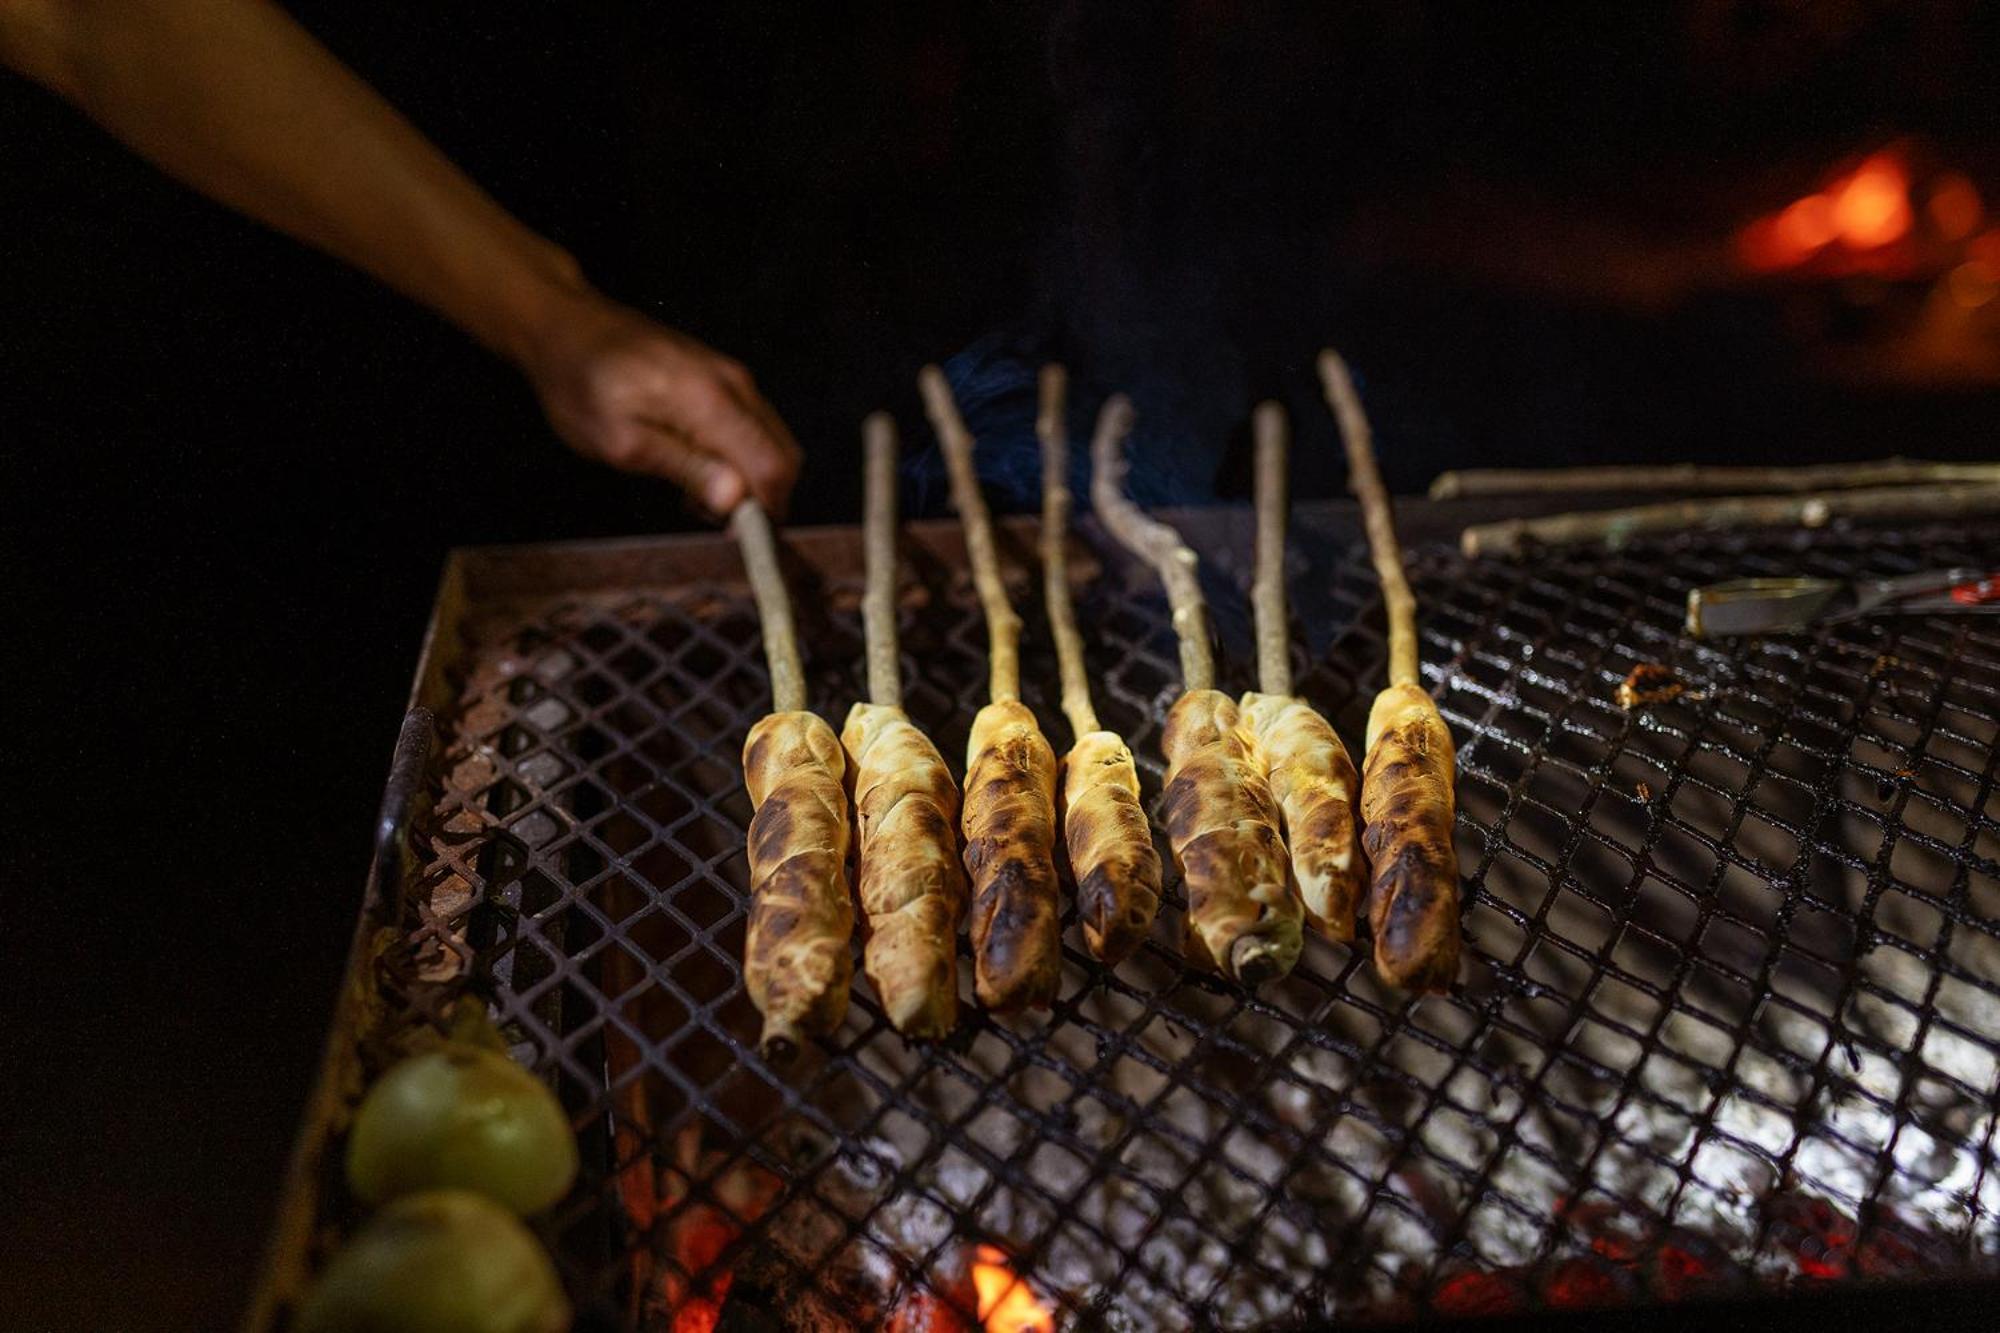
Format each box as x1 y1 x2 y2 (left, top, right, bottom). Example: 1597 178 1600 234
3 3 1997 1327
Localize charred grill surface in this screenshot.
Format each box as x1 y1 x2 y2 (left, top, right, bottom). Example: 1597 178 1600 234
284 507 2000 1332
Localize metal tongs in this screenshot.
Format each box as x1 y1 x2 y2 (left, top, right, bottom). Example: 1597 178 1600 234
1687 568 2000 637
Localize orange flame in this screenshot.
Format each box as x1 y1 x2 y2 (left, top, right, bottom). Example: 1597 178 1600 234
1829 151 1913 249
1737 147 1917 272
971 1246 1056 1333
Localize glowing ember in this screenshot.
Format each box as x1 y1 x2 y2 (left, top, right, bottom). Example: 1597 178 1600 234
1776 193 1838 255
1542 1255 1627 1309
971 1246 1056 1333
670 1273 732 1333
1829 151 1913 249
1736 145 1923 272
666 1215 738 1333
887 1287 975 1333
1765 1194 1857 1280
1432 1270 1527 1317
1928 172 1984 241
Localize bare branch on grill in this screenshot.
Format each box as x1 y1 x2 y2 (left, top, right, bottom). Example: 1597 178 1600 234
1089 394 1302 987
840 412 969 1039
1038 365 1162 965
733 498 855 1057
1458 481 2000 557
921 365 1063 1012
1238 401 1367 944
1321 348 1462 993
1430 457 2000 501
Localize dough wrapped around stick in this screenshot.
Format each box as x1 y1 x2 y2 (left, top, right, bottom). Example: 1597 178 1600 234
962 700 1063 1011
741 711 855 1057
1242 400 1366 941
1060 730 1161 963
1360 683 1460 991
1159 689 1302 985
841 702 966 1038
924 364 1064 1011
1322 347 1463 992
1088 393 1298 984
1039 365 1162 964
1238 692 1365 941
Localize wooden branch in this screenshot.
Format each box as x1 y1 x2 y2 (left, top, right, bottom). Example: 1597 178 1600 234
1251 401 1292 697
1087 394 1216 692
861 412 902 709
731 498 806 712
1459 482 2000 558
1430 457 2000 501
919 364 1022 703
1038 365 1100 738
1319 349 1419 688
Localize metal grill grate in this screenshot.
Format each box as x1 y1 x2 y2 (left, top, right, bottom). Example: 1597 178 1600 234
349 509 2000 1329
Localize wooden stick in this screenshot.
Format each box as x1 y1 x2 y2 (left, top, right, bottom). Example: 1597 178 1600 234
1251 401 1292 697
1088 394 1216 691
919 365 1023 703
1430 457 2000 501
1320 347 1462 993
861 412 902 709
731 498 806 712
1038 366 1100 738
1458 482 2000 559
1042 366 1164 964
1319 350 1419 688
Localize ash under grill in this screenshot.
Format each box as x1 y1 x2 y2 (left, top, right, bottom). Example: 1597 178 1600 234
345 508 1999 1330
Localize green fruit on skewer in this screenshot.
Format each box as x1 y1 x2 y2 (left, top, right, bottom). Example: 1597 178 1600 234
346 1044 577 1215
295 1189 570 1333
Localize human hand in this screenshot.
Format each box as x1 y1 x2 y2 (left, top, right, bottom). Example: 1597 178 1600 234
517 289 801 516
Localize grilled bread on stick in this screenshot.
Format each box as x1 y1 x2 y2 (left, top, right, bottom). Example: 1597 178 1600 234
1038 366 1162 963
841 413 966 1038
733 499 855 1056
1089 395 1302 986
1238 401 1366 941
920 366 1063 1012
1319 350 1461 991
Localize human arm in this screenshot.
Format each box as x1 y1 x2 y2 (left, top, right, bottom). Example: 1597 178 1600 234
0 0 797 512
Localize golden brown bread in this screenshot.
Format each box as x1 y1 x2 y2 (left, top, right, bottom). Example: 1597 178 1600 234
1159 689 1302 985
1058 730 1162 964
841 702 966 1038
961 700 1063 1011
741 710 855 1055
1238 692 1365 942
1359 682 1461 992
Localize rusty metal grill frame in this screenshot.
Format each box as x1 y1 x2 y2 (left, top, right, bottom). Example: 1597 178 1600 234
254 503 2000 1330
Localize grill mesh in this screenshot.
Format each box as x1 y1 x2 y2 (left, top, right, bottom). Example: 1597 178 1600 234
369 513 2000 1329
